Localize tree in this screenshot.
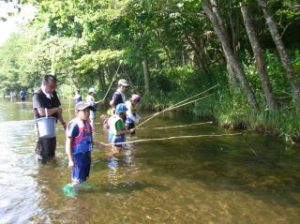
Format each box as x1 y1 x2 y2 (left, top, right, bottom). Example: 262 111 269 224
240 2 277 110
256 0 300 107
203 0 259 111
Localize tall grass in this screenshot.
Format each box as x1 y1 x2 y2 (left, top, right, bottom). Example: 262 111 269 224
140 50 300 143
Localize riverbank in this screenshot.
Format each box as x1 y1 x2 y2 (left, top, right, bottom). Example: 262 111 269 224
140 90 300 146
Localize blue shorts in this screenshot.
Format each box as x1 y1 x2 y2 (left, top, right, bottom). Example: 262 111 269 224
72 151 91 183
108 133 125 147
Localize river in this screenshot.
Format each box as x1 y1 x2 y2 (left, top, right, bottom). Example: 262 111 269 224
0 99 300 223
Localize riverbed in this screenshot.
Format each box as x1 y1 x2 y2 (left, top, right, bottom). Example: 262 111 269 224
1 99 300 223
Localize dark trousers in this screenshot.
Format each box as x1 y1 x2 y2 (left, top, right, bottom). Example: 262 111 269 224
35 137 56 164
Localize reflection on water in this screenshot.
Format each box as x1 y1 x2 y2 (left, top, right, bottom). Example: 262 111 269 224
107 145 136 188
1 99 300 223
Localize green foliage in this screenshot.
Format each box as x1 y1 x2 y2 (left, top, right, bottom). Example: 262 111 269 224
0 0 300 141
75 49 124 74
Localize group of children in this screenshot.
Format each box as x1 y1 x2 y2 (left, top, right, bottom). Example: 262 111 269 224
65 79 141 196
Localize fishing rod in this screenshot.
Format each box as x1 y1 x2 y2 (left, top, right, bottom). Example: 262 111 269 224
136 93 213 129
165 94 213 112
139 84 218 125
102 59 123 101
138 121 213 130
168 84 219 110
97 132 242 147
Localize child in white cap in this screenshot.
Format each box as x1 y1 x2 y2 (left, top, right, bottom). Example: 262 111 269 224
86 87 103 131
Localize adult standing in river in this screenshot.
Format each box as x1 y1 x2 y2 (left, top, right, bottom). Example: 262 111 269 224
33 75 66 164
109 79 130 111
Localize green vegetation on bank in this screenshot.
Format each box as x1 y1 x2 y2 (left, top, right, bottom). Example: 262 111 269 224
0 0 299 143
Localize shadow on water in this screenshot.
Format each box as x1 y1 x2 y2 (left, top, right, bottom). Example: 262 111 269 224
82 181 169 195
136 132 300 208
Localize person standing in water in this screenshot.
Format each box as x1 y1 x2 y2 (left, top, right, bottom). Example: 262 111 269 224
108 103 135 154
73 89 82 104
19 90 26 101
86 87 103 131
65 102 94 196
125 94 141 135
32 75 66 164
109 79 130 112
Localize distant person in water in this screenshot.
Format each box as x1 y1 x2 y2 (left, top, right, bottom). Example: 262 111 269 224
86 87 104 131
19 90 26 101
73 89 82 104
32 75 66 164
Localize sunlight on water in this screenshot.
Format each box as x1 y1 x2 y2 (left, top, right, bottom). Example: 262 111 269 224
1 99 300 223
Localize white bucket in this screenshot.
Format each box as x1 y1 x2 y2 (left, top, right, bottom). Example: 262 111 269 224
36 109 56 138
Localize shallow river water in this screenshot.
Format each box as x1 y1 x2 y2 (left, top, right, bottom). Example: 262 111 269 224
1 99 300 223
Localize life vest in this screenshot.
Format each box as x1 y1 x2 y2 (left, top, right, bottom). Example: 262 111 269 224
108 115 125 143
70 118 93 154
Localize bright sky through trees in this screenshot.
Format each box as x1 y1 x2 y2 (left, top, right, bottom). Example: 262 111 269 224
0 1 36 46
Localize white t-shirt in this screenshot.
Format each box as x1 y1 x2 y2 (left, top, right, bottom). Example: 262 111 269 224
86 95 96 119
86 95 95 105
125 100 140 123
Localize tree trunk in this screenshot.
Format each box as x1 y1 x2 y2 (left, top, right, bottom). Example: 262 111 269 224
153 29 173 67
228 1 241 54
106 65 112 82
195 35 211 76
203 0 259 111
256 0 300 107
240 3 277 111
142 57 150 95
227 63 239 90
185 34 211 77
210 0 240 91
99 69 105 91
182 50 185 66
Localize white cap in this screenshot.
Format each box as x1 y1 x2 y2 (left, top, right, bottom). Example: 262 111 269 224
118 79 129 87
88 87 95 93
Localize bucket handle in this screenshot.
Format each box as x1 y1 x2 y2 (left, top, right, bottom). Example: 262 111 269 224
45 108 48 118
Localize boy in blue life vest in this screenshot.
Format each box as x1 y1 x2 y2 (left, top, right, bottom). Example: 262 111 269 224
65 101 94 195
108 103 135 154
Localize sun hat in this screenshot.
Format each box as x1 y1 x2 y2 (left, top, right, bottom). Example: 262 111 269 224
88 87 95 93
75 101 91 111
117 79 129 87
131 94 141 103
115 103 128 114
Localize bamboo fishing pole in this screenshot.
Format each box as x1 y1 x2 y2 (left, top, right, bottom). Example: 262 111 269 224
141 84 219 121
98 132 242 147
102 60 123 101
168 84 219 110
136 93 213 128
137 121 213 130
165 94 213 112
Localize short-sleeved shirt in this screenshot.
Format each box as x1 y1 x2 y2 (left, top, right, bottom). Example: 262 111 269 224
19 91 26 98
111 91 125 108
115 119 125 132
74 94 82 104
67 121 80 138
86 95 95 105
67 119 93 145
32 89 61 119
